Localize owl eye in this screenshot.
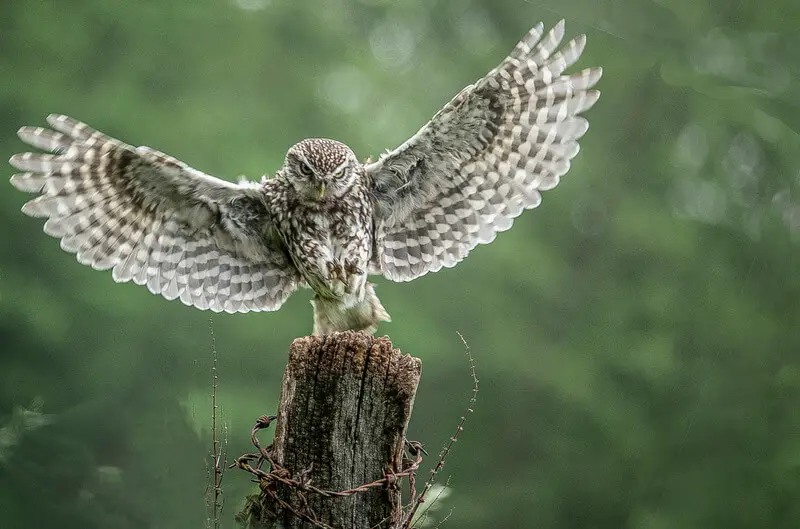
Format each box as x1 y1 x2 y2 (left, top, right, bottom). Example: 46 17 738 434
298 161 313 177
334 168 346 179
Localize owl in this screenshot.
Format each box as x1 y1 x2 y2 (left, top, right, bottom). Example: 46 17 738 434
9 21 601 335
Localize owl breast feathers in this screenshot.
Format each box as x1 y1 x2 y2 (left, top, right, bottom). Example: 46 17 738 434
9 20 601 335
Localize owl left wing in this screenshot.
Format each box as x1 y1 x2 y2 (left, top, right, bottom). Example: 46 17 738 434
365 21 601 281
10 114 298 313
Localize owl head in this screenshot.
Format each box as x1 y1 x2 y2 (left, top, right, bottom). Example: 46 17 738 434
284 139 359 201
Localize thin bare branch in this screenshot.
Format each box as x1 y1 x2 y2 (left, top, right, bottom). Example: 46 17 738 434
205 317 226 529
400 333 478 528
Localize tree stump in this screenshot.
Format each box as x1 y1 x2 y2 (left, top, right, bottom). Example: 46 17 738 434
246 331 422 528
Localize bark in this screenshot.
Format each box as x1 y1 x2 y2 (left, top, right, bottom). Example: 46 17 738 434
250 331 421 528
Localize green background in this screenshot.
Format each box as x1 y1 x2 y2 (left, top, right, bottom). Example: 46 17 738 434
2 0 799 527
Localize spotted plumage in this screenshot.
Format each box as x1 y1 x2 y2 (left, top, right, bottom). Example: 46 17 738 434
291 139 351 175
9 21 601 334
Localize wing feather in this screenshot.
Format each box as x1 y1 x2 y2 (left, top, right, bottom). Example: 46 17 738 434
367 21 602 281
10 115 298 312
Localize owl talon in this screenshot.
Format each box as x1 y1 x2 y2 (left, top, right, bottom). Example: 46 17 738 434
343 259 364 295
324 260 347 298
343 259 363 276
325 261 344 280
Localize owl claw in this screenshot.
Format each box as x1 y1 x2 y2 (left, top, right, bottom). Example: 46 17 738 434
326 260 341 278
326 261 347 282
343 259 363 276
342 259 364 295
323 259 364 297
325 260 347 298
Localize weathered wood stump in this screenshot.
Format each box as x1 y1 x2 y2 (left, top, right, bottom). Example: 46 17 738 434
245 331 422 528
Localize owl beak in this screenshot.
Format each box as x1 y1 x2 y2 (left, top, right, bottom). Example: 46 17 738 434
318 182 326 199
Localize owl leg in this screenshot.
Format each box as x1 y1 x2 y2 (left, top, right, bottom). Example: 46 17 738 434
311 283 391 335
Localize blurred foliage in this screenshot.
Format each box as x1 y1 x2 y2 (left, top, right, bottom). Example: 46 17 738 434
1 0 799 528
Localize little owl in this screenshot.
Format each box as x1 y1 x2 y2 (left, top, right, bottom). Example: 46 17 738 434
9 21 601 335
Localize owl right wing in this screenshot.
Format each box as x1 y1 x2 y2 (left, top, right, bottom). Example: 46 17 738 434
365 21 601 281
9 114 299 313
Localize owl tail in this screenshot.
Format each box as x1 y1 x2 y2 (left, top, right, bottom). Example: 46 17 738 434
311 283 391 336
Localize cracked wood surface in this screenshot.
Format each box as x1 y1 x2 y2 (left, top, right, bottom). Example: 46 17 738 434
262 331 422 528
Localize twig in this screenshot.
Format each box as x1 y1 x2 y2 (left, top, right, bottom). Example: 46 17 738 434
434 507 454 528
399 332 478 528
413 476 451 528
205 317 226 529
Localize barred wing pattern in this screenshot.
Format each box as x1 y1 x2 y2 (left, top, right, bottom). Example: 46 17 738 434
367 21 602 281
10 115 297 313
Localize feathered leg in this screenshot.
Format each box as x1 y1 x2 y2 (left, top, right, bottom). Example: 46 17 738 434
311 283 391 335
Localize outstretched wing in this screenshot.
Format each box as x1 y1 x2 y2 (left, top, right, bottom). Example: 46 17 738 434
9 114 298 313
366 21 602 281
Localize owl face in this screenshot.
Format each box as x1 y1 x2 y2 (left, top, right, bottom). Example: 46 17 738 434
284 139 358 201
